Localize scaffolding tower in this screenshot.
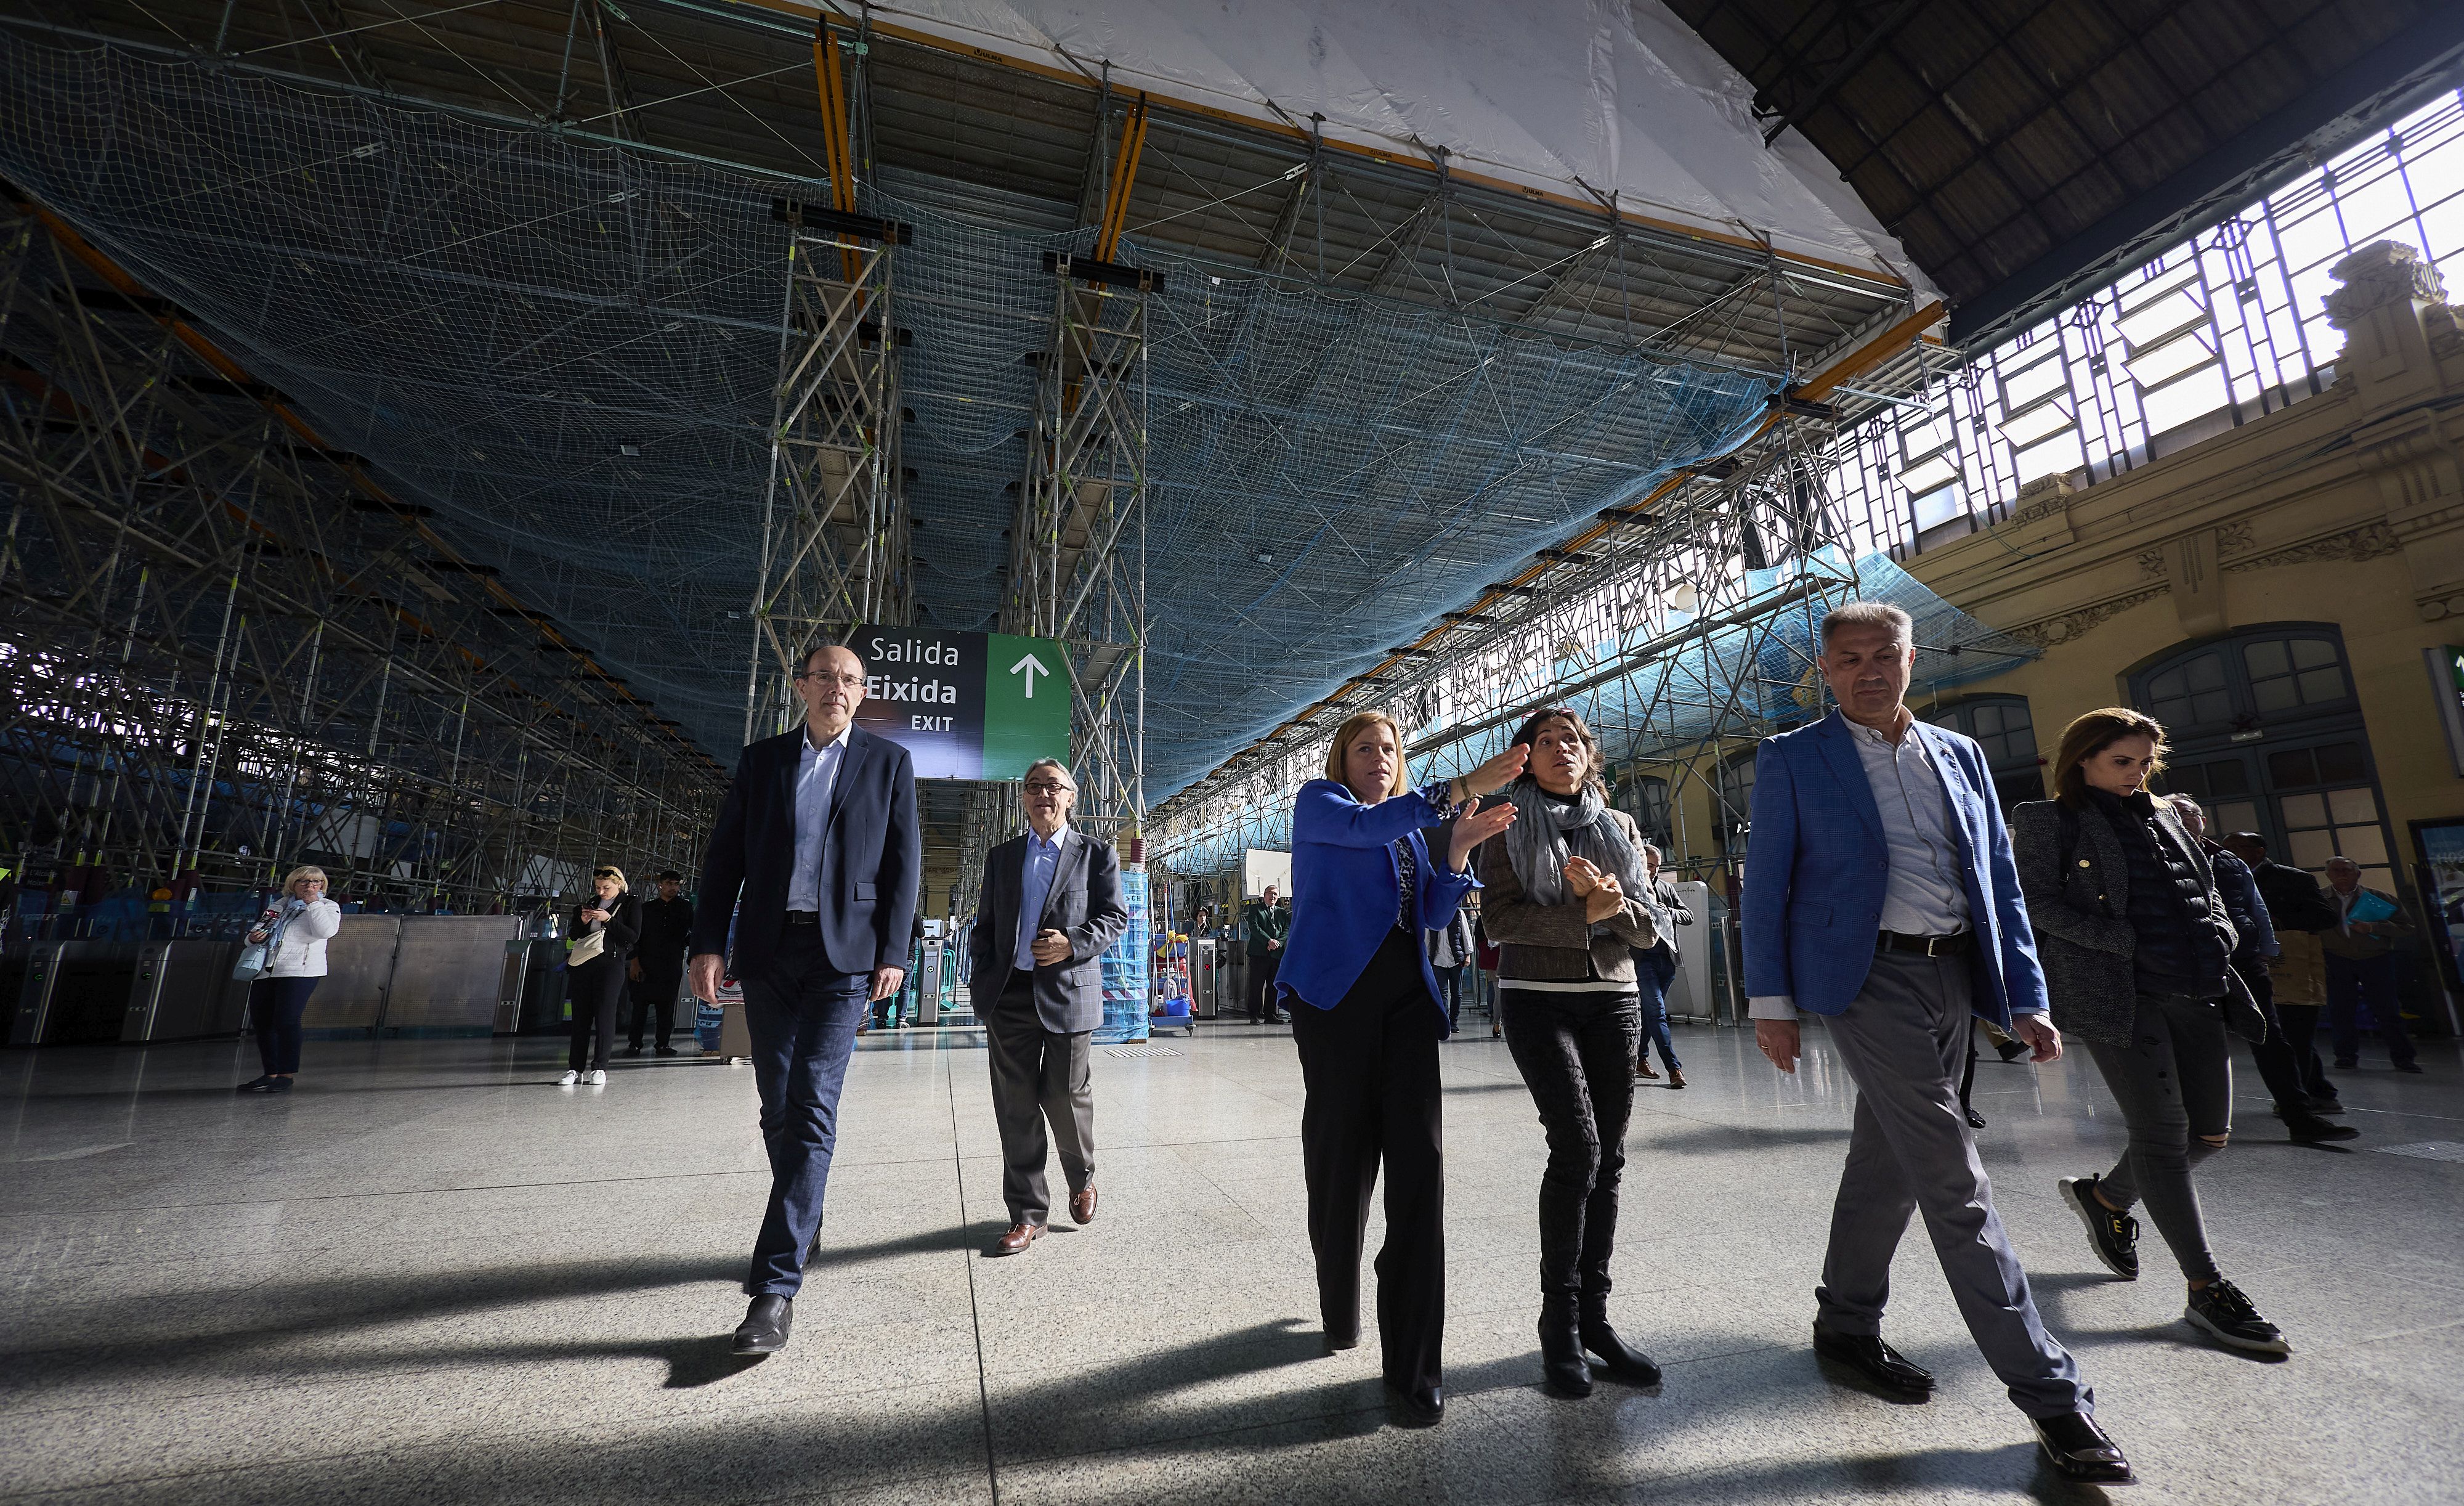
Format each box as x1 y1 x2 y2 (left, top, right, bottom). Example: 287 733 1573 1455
0 196 723 918
741 200 914 744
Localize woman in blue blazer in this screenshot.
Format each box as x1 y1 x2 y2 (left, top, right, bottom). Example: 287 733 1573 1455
1280 710 1520 1427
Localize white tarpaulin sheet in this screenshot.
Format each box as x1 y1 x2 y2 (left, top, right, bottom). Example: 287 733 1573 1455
838 0 1936 293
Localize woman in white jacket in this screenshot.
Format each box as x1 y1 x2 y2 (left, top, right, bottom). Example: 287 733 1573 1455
238 866 343 1094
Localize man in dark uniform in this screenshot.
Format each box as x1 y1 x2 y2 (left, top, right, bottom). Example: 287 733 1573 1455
626 870 694 1056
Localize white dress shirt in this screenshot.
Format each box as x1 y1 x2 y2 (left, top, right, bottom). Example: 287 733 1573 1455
1749 712 1971 1021
785 723 852 914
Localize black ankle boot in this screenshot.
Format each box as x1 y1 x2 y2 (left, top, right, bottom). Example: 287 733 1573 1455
1579 1293 1663 1385
1539 1292 1592 1396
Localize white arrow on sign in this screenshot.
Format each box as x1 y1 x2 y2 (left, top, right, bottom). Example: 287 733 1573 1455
1010 652 1048 698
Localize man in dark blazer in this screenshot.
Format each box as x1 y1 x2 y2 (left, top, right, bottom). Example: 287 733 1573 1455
691 642 920 1355
967 757 1130 1255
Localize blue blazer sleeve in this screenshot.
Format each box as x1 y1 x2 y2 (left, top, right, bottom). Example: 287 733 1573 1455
1414 829 1480 932
1292 778 1449 849
1740 737 1798 999
689 747 754 958
1974 752 2051 1017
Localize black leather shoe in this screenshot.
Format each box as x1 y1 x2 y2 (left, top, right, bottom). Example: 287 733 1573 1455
1812 1323 1934 1396
235 1076 272 1093
655 1045 678 1057
1384 1377 1443 1427
1539 1293 1592 1397
2284 1111 2359 1143
2035 1410 2132 1482
732 1295 792 1355
1964 1105 1988 1130
1579 1318 1663 1386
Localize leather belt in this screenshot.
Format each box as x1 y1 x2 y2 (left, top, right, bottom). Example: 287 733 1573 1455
1876 928 1971 957
784 911 821 926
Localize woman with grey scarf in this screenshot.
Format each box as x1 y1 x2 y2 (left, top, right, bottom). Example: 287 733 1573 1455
1473 706 1662 1399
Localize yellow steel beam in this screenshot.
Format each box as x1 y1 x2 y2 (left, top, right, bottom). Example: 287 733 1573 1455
1093 92 1150 261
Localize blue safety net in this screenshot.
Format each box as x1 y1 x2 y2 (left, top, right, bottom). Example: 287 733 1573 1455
0 38 1785 795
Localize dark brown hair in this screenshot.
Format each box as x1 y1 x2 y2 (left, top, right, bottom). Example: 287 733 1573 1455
2053 706 2168 805
1508 705 1608 799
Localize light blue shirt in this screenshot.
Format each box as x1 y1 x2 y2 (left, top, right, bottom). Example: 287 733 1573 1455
1014 828 1064 971
785 724 851 913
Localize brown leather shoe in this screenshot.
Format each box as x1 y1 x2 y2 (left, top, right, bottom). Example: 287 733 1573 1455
1635 1060 1660 1080
986 1222 1041 1256
1666 1066 1687 1089
1070 1185 1098 1225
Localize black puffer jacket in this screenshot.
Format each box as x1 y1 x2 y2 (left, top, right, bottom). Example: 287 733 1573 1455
2088 789 2231 999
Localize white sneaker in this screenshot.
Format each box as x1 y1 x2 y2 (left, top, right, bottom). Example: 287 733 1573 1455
586 1069 607 1086
558 1070 580 1086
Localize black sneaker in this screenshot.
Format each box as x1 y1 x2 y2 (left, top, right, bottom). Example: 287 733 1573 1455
2058 1175 2139 1279
2396 1062 2423 1074
2186 1278 2290 1354
2283 1111 2359 1144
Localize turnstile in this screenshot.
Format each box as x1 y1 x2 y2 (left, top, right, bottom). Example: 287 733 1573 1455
122 940 247 1042
9 942 140 1046
912 941 945 1026
1191 938 1220 1018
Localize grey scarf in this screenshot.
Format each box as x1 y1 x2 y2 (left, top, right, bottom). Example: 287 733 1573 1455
1503 779 1647 907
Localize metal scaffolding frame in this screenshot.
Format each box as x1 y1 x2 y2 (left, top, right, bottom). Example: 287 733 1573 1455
0 197 724 920
741 199 913 743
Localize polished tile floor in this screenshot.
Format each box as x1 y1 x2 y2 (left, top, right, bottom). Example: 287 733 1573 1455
3 1011 2458 1505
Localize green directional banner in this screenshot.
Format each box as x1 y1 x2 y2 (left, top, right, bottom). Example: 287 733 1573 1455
846 624 1071 781
983 632 1074 780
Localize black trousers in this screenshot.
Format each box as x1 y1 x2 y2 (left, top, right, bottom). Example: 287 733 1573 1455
985 970 1096 1224
2276 999 2335 1099
250 975 319 1075
567 956 625 1071
1246 950 1283 1020
1290 926 1445 1394
1499 987 1640 1301
2233 962 2315 1113
628 960 682 1049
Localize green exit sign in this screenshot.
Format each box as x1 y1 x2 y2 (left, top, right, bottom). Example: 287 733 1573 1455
849 625 1071 780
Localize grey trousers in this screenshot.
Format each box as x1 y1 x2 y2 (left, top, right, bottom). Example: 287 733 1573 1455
986 971 1096 1226
1817 950 2090 1419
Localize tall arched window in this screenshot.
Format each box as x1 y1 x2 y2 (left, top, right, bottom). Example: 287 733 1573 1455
1921 695 2043 813
2129 625 2394 892
1615 771 1673 851
1715 747 1757 852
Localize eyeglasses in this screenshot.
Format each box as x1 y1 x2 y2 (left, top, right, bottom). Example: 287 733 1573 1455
1023 780 1074 795
795 670 867 689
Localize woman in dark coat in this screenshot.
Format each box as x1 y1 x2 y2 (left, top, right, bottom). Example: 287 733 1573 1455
561 865 642 1087
1476 706 1663 1398
2009 708 2286 1356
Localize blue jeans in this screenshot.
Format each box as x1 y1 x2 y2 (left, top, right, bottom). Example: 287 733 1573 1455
2324 951 2413 1067
1632 946 1680 1070
741 927 871 1296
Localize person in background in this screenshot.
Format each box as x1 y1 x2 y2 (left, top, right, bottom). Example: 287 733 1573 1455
1631 842 1690 1088
1246 883 1291 1024
561 866 641 1088
625 870 693 1058
967 759 1131 1255
1476 915 1502 1037
236 866 342 1094
2224 831 2343 1109
2013 710 2287 1357
1745 602 2120 1483
691 642 920 1357
1478 706 1663 1399
2319 857 2421 1074
1279 711 1520 1427
2166 798 2354 1144
1427 908 1475 1034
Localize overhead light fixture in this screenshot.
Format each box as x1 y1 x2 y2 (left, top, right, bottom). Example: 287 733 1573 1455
2122 328 2218 389
1896 453 1959 497
1997 397 2075 449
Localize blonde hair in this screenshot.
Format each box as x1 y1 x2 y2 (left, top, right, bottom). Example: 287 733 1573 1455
1322 710 1412 800
282 865 328 897
593 865 629 892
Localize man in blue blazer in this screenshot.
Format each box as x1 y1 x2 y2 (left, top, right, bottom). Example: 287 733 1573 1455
968 758 1132 1255
1742 602 2129 1485
691 643 920 1356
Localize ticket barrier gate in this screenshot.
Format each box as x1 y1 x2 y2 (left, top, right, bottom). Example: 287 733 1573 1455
122 940 249 1043
9 942 140 1046
1191 939 1220 1018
